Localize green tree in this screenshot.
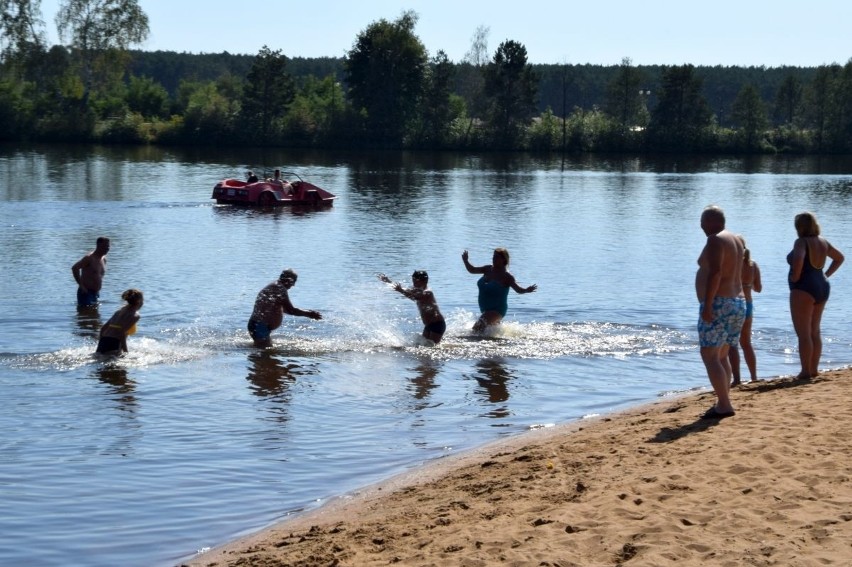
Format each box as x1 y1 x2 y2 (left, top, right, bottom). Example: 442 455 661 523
29 44 72 109
283 75 351 145
0 0 46 69
240 45 294 139
731 83 768 150
0 0 45 138
807 60 852 153
647 64 713 151
483 39 538 148
457 24 489 145
344 10 427 147
837 59 852 151
416 50 458 148
527 107 562 151
604 57 645 140
803 64 841 151
774 74 803 126
183 81 236 144
126 75 169 118
0 78 34 139
281 75 337 144
55 0 149 104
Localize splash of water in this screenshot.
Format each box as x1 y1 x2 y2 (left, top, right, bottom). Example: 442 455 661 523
3 312 692 371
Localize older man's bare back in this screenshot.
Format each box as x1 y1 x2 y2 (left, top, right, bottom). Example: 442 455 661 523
250 282 290 330
694 206 746 418
695 229 744 304
247 270 322 347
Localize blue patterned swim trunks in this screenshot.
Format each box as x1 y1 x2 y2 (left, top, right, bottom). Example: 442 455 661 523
697 297 746 348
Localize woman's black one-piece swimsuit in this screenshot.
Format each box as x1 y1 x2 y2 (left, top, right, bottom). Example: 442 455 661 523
788 243 830 304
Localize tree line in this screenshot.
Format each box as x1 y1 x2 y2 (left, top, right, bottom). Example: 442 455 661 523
2 3 851 153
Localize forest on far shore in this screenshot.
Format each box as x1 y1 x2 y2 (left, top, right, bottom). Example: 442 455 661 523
2 5 850 153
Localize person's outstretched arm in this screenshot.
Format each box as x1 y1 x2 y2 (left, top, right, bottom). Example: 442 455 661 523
462 250 487 274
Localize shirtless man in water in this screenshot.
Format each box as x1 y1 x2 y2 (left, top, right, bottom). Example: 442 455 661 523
695 206 746 419
71 236 109 307
247 269 322 348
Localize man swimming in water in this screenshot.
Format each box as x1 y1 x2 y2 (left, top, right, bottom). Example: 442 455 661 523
248 268 322 348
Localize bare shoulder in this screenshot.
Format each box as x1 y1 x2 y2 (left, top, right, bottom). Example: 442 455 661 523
720 230 740 245
701 233 723 251
261 281 286 297
74 253 92 266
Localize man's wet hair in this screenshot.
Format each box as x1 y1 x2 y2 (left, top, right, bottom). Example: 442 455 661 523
412 270 428 282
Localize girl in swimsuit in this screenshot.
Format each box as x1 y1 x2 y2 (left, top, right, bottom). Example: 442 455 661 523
727 235 762 385
787 212 844 380
97 289 144 355
461 248 537 332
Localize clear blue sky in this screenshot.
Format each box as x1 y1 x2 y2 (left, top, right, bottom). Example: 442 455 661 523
37 0 850 67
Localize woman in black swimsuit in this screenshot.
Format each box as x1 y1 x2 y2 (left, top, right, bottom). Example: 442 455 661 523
787 212 844 380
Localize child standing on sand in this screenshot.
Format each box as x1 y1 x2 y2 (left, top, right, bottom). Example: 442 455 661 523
379 271 446 344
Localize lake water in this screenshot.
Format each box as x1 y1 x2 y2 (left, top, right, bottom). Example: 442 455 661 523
1 145 851 566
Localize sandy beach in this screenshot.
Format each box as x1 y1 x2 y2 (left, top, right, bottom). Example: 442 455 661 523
186 369 852 567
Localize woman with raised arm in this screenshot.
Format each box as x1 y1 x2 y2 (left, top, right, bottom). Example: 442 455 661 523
462 248 537 333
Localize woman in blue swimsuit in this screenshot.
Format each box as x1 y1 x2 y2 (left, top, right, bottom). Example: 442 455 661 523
787 212 844 380
462 248 537 332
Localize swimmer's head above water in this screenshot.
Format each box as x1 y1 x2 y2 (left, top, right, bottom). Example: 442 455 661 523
412 270 428 282
279 268 298 286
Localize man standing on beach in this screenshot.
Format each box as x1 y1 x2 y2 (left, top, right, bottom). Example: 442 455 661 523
696 206 746 419
72 237 110 307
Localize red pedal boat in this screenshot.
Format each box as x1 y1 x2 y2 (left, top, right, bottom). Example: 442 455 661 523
212 170 336 207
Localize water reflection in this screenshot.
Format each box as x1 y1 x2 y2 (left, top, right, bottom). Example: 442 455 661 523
406 359 441 409
470 358 515 419
75 305 102 339
211 203 334 222
91 363 137 411
246 350 298 398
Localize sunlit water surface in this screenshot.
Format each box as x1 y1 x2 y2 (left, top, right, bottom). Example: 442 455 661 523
2 145 852 566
